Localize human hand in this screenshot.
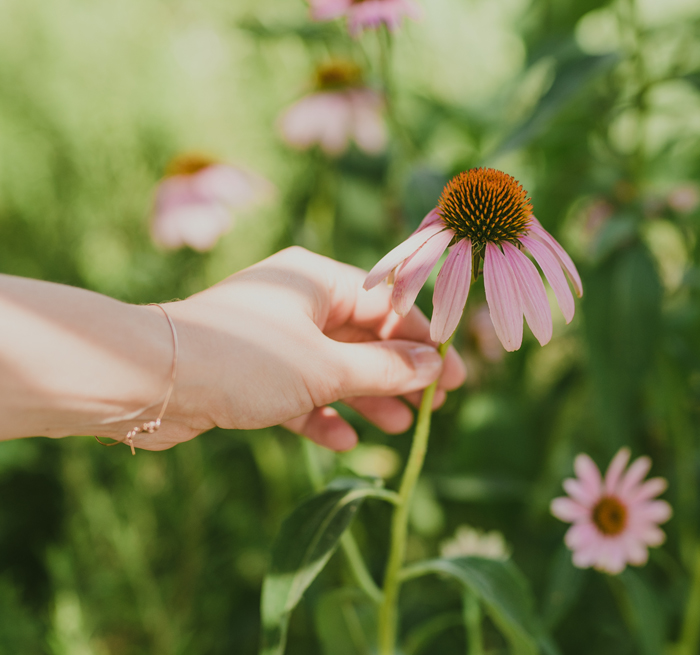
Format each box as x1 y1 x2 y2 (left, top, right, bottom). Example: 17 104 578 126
155 247 466 451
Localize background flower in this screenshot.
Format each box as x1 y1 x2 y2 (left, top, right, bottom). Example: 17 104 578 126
551 448 672 575
440 525 510 560
309 0 421 36
278 60 386 156
151 154 273 252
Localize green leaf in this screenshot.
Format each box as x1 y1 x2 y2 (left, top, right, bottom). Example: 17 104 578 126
616 570 667 655
259 479 396 655
401 557 559 655
314 588 377 655
492 53 618 157
541 545 587 630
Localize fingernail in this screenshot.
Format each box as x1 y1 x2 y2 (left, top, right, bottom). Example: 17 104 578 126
409 345 442 383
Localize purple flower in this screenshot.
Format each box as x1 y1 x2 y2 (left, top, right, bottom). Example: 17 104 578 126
310 0 421 37
151 154 273 252
278 61 386 157
551 448 672 574
363 168 583 349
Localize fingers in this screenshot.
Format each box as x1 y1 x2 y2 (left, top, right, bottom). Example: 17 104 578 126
329 339 444 398
343 396 414 434
283 406 358 452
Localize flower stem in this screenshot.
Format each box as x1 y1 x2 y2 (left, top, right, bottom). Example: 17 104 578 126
377 338 453 655
678 544 700 655
463 591 483 655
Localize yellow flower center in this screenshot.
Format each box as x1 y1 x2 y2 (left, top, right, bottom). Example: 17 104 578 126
436 168 533 246
315 60 363 90
592 496 627 536
165 152 217 177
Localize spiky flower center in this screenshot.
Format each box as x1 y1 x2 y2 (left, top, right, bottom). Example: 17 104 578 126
592 496 627 536
165 152 216 177
315 60 363 90
437 168 533 247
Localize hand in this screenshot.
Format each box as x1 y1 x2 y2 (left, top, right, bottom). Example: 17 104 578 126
158 247 466 451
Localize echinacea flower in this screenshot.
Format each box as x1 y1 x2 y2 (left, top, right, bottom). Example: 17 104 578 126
551 448 672 575
151 153 273 252
363 167 583 348
309 0 421 37
278 60 386 157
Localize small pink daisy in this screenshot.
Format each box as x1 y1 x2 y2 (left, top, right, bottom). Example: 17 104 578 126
551 448 672 575
278 60 386 157
309 0 421 37
151 153 272 252
363 168 583 349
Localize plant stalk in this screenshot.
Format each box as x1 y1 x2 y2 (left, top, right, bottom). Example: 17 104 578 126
678 544 700 655
377 338 453 655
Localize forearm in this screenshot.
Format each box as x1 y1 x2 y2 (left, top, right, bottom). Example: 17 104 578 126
0 274 175 441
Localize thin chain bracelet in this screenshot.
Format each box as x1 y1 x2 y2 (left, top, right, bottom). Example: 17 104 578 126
95 303 179 455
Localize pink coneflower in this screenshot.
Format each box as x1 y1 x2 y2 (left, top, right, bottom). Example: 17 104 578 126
363 168 583 349
278 60 386 157
151 153 272 252
309 0 421 37
551 448 672 575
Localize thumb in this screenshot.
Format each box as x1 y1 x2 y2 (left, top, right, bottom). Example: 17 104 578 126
329 339 443 398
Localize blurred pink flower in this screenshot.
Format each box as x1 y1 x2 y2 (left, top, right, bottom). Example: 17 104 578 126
363 168 582 349
310 0 421 36
151 154 273 252
667 183 700 214
551 448 672 575
278 61 386 157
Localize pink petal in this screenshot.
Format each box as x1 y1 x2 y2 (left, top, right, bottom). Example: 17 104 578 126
564 522 599 550
502 242 553 346
391 229 453 316
349 90 387 154
309 0 352 21
574 454 603 499
629 477 668 503
483 243 523 351
637 524 666 547
632 500 672 524
527 218 583 297
595 539 628 574
618 456 652 498
152 203 232 252
194 164 272 209
430 239 471 343
572 542 602 568
623 537 649 566
364 224 447 290
519 234 575 323
563 478 599 507
604 448 631 495
550 497 590 522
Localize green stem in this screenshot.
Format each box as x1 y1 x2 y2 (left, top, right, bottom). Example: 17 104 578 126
463 591 483 655
678 544 700 655
302 439 384 604
377 338 453 655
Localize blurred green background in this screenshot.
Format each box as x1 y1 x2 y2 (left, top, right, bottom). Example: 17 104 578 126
1 0 700 653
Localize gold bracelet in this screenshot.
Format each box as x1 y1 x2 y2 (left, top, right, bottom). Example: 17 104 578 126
95 303 179 455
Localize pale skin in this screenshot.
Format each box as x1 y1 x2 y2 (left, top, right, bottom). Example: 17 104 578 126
0 247 466 452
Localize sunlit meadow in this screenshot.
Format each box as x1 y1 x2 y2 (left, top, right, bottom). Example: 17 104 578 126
1 0 700 653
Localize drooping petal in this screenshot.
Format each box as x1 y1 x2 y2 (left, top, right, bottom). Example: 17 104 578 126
430 239 471 343
412 207 443 235
391 229 454 316
502 242 553 346
309 0 353 21
573 454 603 499
519 234 575 323
604 447 631 495
349 90 387 154
363 223 447 290
527 217 583 297
483 243 523 351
